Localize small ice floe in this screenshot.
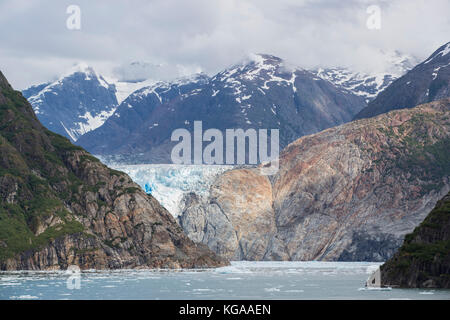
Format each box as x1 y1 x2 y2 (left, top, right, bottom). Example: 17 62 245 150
215 265 251 274
192 288 213 292
264 287 281 292
419 291 434 295
10 295 39 300
1 282 21 286
358 287 392 291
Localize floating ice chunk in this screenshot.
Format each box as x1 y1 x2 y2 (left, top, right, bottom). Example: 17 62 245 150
10 295 39 300
264 287 281 292
419 291 434 295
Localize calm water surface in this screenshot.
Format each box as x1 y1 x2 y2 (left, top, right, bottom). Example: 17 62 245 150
1 261 449 300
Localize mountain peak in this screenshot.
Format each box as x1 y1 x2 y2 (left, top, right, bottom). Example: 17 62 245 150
312 49 420 102
354 42 450 120
0 70 12 90
215 53 297 84
423 41 450 65
66 62 96 76
249 53 283 65
22 63 118 142
59 63 111 87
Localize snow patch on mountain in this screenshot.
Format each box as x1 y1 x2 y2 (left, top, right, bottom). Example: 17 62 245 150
212 53 302 103
24 64 118 142
78 109 117 135
313 67 392 101
311 51 419 101
109 79 155 104
124 73 209 105
424 42 450 64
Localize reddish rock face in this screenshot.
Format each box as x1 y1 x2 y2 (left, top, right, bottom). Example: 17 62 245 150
180 99 450 261
179 169 276 260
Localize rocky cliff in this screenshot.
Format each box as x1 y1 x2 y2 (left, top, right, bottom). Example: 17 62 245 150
0 70 226 270
380 191 450 288
179 99 450 261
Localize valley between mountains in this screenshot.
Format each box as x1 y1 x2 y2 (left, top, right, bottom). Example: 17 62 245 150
1 42 449 286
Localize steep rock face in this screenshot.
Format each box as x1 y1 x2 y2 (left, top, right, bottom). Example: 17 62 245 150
78 54 366 163
179 169 276 260
355 42 450 120
0 70 226 270
380 191 450 288
180 99 450 261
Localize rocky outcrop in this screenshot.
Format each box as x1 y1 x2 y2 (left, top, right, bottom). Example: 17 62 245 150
0 70 226 270
180 99 450 261
381 191 450 288
179 170 276 260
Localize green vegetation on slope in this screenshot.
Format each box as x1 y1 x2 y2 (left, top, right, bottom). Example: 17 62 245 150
374 108 450 196
381 191 450 288
0 80 90 261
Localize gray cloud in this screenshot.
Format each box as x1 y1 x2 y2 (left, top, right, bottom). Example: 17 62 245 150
0 0 449 89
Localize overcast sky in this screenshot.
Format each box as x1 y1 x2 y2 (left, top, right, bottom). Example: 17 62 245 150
0 0 449 89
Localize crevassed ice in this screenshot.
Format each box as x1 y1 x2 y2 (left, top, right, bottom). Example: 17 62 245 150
109 164 233 217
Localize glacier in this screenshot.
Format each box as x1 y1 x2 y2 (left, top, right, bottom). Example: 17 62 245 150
107 164 233 217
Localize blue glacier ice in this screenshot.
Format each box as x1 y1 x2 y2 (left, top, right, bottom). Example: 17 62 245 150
144 183 152 194
108 164 233 217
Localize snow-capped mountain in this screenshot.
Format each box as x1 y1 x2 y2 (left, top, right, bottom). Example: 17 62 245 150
22 63 154 142
23 50 421 149
22 63 118 142
311 51 419 102
312 68 396 102
355 42 450 119
77 53 366 163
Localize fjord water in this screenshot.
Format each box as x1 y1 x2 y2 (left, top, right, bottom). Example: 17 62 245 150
1 262 449 300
